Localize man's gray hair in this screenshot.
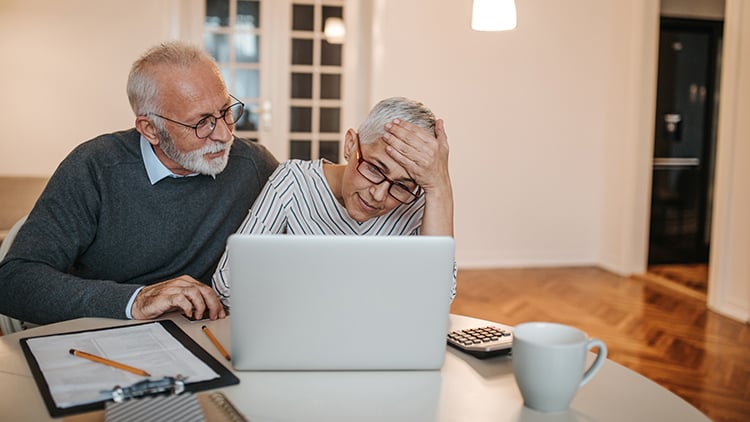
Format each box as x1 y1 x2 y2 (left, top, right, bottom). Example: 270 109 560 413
127 41 221 116
357 97 436 144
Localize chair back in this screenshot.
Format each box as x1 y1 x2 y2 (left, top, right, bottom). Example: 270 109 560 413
0 215 33 335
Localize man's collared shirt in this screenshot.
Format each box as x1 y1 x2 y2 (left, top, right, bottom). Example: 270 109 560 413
140 135 198 185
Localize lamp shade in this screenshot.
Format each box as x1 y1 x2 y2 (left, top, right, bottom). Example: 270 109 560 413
324 17 346 44
472 0 517 31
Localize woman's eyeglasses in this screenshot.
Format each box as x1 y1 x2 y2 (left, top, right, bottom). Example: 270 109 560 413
355 134 421 204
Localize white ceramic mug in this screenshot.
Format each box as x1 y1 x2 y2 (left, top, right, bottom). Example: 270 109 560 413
512 322 607 413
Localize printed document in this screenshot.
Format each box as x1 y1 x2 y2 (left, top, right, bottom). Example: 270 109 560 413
25 322 219 408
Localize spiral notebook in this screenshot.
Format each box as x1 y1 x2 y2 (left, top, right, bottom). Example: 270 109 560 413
104 392 247 422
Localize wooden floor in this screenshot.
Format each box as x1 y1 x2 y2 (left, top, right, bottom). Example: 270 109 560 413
647 263 709 298
451 267 750 422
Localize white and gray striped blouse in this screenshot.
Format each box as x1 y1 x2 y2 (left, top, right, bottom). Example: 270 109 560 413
212 159 446 305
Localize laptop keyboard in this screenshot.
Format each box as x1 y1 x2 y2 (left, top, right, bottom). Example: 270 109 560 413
447 326 513 359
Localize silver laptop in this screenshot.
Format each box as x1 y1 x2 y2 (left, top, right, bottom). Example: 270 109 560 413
227 234 455 371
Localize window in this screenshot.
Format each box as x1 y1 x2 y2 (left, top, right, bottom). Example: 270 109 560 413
288 1 345 162
202 0 348 162
205 0 262 141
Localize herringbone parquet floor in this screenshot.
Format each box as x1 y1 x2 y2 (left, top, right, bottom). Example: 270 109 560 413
450 267 750 422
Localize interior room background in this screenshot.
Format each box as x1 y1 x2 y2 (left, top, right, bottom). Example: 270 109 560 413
0 0 747 323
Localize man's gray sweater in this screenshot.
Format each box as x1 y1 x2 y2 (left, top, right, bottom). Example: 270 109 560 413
0 129 278 324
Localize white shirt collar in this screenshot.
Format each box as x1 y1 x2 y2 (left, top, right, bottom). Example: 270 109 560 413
140 135 198 184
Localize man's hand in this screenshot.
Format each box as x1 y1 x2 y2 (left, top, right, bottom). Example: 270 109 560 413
131 276 226 320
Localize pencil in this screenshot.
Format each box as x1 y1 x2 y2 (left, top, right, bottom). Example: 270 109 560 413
202 325 231 361
69 348 151 377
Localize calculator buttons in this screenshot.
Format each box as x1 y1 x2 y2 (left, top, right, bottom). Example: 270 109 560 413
447 326 513 359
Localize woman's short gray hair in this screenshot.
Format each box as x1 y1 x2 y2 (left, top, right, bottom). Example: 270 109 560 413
127 41 220 116
357 97 436 144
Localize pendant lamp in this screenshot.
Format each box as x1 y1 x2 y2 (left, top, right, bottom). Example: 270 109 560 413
472 0 517 31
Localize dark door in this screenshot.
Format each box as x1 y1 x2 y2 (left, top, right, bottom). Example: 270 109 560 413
648 18 723 265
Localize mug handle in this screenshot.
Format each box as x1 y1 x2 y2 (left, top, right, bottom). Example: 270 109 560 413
580 338 607 387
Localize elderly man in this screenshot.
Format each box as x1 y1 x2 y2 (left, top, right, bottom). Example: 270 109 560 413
0 41 278 324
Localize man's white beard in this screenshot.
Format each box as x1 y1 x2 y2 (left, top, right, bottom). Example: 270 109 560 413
158 128 233 176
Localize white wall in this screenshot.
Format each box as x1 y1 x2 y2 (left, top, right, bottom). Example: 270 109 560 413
598 1 660 276
708 0 750 323
0 0 192 175
661 0 725 20
370 0 611 268
1 0 747 321
368 0 658 271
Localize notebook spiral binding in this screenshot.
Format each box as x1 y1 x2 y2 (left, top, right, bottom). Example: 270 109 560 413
204 392 248 422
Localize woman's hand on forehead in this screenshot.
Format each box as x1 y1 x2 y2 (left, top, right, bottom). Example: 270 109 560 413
382 118 451 193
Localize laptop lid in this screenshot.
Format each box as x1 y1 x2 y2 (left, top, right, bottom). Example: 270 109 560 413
227 235 455 371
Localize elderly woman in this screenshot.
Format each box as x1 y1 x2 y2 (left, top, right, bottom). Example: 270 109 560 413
212 96 454 306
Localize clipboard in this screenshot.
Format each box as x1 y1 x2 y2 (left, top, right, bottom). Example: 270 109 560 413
19 319 240 417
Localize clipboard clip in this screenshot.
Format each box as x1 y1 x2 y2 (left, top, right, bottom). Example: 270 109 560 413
104 375 186 402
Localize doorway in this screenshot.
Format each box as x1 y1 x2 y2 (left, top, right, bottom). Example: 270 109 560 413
647 18 723 296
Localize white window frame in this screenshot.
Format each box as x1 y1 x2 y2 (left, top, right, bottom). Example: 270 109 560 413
176 0 368 162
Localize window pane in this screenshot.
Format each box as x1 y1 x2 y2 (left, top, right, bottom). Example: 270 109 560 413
235 33 259 63
204 33 230 62
291 107 312 132
234 69 259 99
205 0 230 27
235 106 258 131
237 0 260 29
292 4 314 31
321 41 342 66
219 66 231 89
319 107 340 133
291 39 314 65
320 74 341 99
319 140 340 163
291 73 313 99
290 140 312 160
321 6 343 29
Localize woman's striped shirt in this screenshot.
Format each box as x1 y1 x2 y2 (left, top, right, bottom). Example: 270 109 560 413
212 159 458 305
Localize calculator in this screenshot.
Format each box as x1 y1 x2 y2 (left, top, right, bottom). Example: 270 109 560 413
447 326 513 359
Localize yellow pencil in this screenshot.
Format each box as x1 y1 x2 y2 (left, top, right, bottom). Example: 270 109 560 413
202 325 231 361
69 348 151 377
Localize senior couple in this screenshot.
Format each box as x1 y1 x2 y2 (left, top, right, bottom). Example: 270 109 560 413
0 41 454 325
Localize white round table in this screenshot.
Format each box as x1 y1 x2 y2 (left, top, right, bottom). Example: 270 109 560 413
0 314 710 421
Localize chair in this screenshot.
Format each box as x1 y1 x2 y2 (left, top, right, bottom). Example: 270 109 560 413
0 215 33 335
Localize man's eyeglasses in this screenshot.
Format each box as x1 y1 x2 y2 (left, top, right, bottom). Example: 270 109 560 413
355 134 422 204
149 95 245 139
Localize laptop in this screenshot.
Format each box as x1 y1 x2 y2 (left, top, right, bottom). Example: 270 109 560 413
227 234 455 371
